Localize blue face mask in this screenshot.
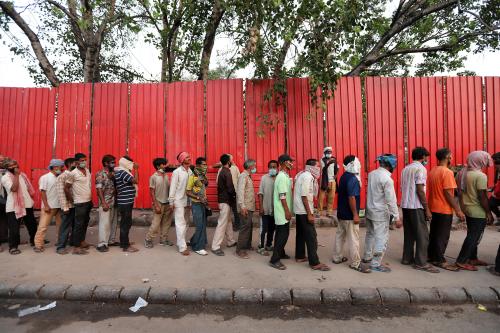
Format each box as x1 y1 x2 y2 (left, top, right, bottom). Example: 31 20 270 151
250 168 257 174
269 168 277 176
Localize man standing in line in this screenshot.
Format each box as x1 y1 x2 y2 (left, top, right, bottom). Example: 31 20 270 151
257 160 278 256
211 154 237 256
363 154 400 272
64 153 92 255
318 147 337 217
169 152 193 256
145 157 173 248
186 157 209 256
0 155 8 252
294 158 330 271
55 157 76 254
269 154 294 270
236 159 257 259
33 159 64 252
401 147 439 273
95 154 119 253
114 156 140 253
333 155 370 273
1 158 37 255
455 151 493 271
427 148 465 271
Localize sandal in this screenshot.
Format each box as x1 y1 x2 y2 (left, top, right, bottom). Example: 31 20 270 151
72 248 88 255
56 248 69 255
468 259 488 266
311 263 331 271
371 265 391 273
123 246 139 253
414 264 440 273
9 248 21 255
332 257 348 264
350 264 371 273
296 257 308 263
236 251 249 259
180 249 190 256
33 247 44 253
456 263 478 271
211 249 225 256
269 261 287 270
435 262 460 272
144 239 154 249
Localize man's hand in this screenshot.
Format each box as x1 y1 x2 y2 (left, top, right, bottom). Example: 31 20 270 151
425 208 432 221
154 202 161 214
353 214 360 225
169 204 175 211
457 211 465 222
102 202 110 212
14 168 20 176
285 211 292 221
241 208 248 217
395 219 403 229
44 205 51 213
259 207 264 216
307 213 315 223
486 212 494 225
133 162 139 169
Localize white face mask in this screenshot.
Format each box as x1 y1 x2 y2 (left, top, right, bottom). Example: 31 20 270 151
325 153 332 159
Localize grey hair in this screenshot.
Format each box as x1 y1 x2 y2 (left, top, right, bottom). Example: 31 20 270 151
243 159 256 170
1 158 16 169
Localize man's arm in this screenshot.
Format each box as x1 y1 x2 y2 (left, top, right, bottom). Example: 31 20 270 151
168 170 178 207
349 196 360 224
416 183 431 220
10 173 20 192
384 179 401 227
280 195 292 221
64 183 73 203
479 190 494 224
443 189 465 221
40 190 50 212
237 174 247 215
132 164 139 184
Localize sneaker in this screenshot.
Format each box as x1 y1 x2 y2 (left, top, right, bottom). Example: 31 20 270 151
56 248 69 255
159 240 174 246
96 245 109 253
371 265 391 273
211 249 225 256
195 249 208 256
257 247 270 256
265 246 273 252
144 239 154 249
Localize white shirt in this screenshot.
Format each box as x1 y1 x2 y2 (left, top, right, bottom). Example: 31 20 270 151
366 167 399 222
168 166 193 207
66 168 92 204
1 173 34 212
39 172 60 209
401 161 427 209
293 171 314 215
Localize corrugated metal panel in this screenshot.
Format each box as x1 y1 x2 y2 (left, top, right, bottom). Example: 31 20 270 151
0 88 24 160
446 76 484 165
406 77 445 168
166 81 205 163
90 83 128 205
55 83 92 158
128 83 166 208
485 77 500 186
326 77 365 207
286 78 324 174
206 79 244 209
365 77 405 201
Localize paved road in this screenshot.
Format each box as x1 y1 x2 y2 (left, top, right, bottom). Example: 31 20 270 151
0 225 499 289
0 299 499 333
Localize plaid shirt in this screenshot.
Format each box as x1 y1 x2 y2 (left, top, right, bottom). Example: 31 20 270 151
57 170 73 212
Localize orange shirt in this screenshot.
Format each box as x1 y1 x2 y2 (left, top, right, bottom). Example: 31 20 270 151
427 166 457 215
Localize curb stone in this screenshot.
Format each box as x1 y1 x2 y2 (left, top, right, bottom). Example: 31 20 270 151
39 284 71 300
262 288 291 305
148 287 176 304
12 283 45 299
206 288 233 304
407 287 441 304
234 288 262 304
464 286 499 304
176 288 205 304
0 282 19 297
65 285 97 301
292 288 322 305
490 286 500 299
120 286 151 302
436 287 468 304
350 287 381 305
93 285 124 302
377 287 410 304
322 288 351 304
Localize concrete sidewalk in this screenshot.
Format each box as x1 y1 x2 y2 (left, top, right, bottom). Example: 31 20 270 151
0 224 499 290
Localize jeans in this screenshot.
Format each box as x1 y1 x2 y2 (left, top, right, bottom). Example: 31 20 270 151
363 219 389 267
73 202 92 247
456 216 486 264
402 208 429 266
56 208 75 250
118 204 133 249
295 214 320 266
190 203 208 251
333 219 361 268
7 208 37 249
270 222 290 264
259 215 275 248
427 213 453 264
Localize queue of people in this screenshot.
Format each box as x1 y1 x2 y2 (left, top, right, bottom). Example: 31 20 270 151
0 147 498 276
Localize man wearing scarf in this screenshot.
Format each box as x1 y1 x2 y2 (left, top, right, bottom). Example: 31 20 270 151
318 147 338 217
455 151 494 271
235 159 257 259
333 155 370 273
186 157 209 256
363 154 400 273
0 158 37 255
169 152 193 255
114 156 139 253
294 159 330 271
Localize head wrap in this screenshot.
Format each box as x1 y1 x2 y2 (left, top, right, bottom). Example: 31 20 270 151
343 157 362 187
323 147 333 154
177 152 189 164
376 154 397 169
457 151 493 192
48 159 64 169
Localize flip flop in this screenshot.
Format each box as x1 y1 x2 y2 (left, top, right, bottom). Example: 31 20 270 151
296 257 308 263
311 263 331 271
456 263 478 271
9 248 21 255
269 261 287 270
435 262 460 272
468 259 488 266
414 264 440 273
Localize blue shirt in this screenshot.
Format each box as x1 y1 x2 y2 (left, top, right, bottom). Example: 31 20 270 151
337 172 360 220
115 170 136 206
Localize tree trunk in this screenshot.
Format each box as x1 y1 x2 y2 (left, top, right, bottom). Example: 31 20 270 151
83 45 100 83
198 0 225 81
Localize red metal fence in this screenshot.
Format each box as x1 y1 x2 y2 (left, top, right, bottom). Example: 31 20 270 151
0 76 497 209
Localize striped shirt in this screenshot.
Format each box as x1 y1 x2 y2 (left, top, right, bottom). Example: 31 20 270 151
401 161 427 209
115 170 136 206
